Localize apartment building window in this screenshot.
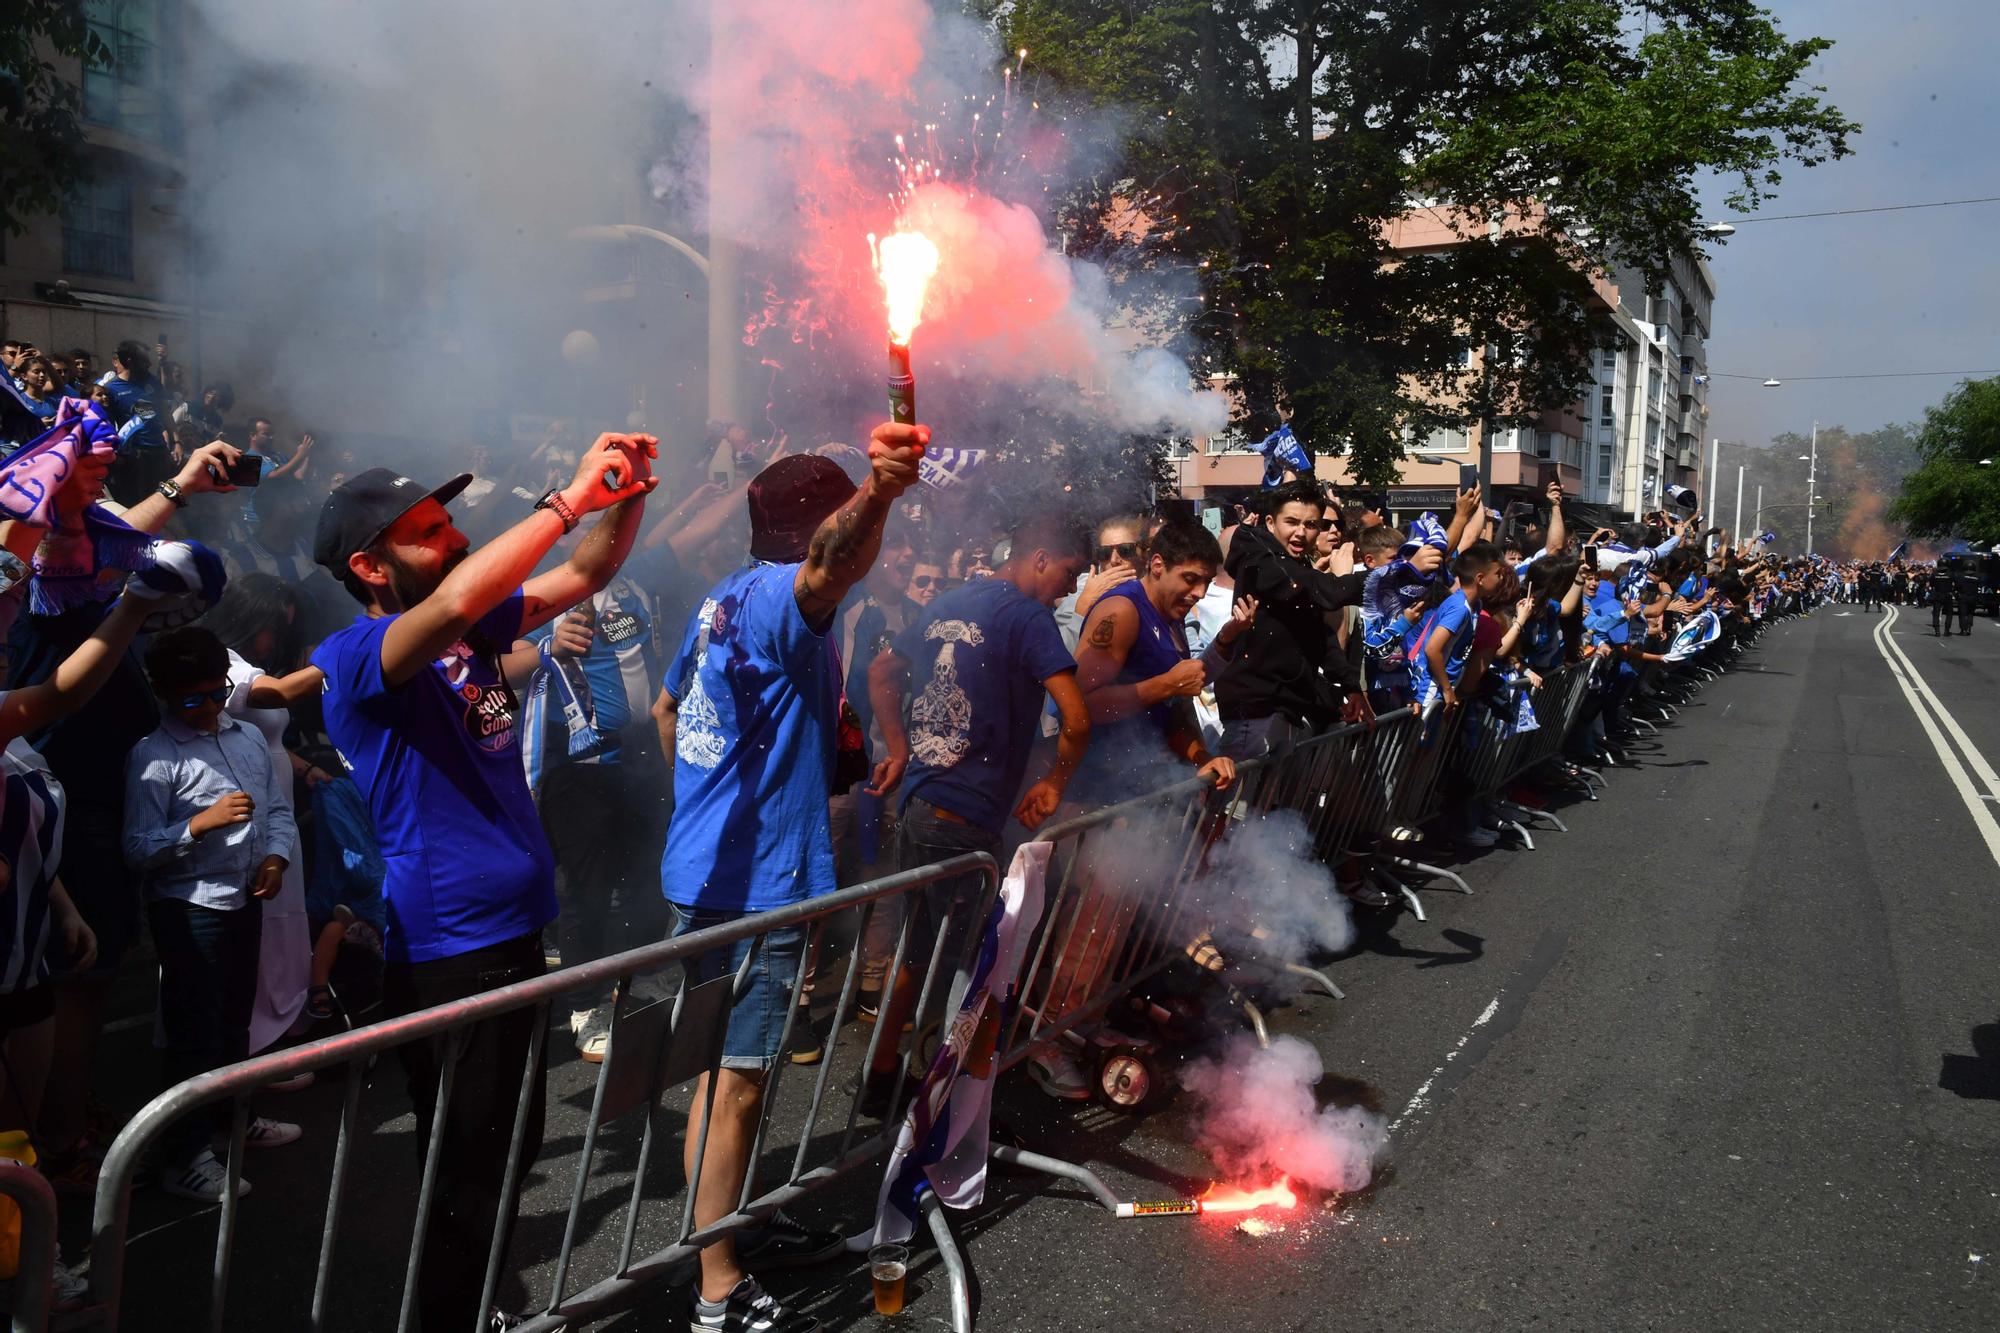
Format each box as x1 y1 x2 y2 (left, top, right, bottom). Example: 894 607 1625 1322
83 0 169 144
1599 387 1615 424
1600 348 1617 370
62 178 134 280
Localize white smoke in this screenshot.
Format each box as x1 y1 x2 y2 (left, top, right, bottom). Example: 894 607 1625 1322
1181 1034 1387 1193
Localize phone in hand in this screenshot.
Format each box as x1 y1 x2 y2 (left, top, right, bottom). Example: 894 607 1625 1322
214 453 265 488
1458 463 1480 494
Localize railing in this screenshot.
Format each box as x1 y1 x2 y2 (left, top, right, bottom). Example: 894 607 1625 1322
0 1161 58 1332
64 629 1759 1331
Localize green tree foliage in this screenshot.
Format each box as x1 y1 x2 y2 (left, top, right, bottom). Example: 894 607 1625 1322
987 0 1857 485
1889 378 2000 548
0 1 110 235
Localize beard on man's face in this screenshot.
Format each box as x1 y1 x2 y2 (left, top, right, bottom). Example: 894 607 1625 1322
383 546 464 609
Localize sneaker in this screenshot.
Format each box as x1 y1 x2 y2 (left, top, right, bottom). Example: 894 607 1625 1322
856 1068 924 1120
51 1253 88 1311
734 1209 844 1269
785 1019 825 1067
1027 1048 1092 1102
576 1008 611 1064
690 1276 819 1332
162 1149 250 1203
266 1069 315 1093
1340 881 1397 909
569 1007 595 1035
854 989 882 1023
1454 826 1500 849
245 1116 302 1148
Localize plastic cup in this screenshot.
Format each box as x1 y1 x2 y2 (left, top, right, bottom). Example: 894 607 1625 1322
869 1243 910 1316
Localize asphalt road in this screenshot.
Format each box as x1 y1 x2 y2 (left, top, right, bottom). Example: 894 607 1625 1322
61 603 2000 1331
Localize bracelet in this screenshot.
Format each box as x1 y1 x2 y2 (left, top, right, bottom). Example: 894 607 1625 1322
156 479 189 508
534 487 580 533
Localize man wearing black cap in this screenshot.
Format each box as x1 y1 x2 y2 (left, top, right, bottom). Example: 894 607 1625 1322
652 420 923 1333
310 431 656 1332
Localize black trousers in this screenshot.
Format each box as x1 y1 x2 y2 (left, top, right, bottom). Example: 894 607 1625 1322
382 932 548 1330
537 759 672 1009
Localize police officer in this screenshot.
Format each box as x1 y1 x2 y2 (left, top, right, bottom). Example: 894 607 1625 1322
1932 566 1957 636
1953 565 1977 636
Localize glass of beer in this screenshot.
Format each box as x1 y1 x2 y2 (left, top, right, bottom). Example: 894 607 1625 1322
869 1242 910 1316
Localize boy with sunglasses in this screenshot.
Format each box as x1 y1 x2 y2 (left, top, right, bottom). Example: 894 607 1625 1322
124 626 299 1203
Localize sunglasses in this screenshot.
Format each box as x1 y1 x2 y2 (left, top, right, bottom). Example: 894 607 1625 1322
1312 519 1340 532
1094 542 1141 564
909 574 941 589
175 686 230 710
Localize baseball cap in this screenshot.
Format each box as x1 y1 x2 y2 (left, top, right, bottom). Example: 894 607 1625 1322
313 467 473 573
747 455 857 563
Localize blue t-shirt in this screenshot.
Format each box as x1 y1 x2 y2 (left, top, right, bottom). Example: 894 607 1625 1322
893 577 1076 835
1406 589 1478 693
93 372 167 451
1523 601 1565 670
312 592 556 964
660 561 838 913
521 548 669 786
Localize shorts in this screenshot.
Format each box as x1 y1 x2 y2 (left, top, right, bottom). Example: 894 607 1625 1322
56 802 140 975
667 905 805 1073
0 984 55 1033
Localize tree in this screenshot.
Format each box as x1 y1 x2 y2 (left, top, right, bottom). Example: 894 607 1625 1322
1889 378 2000 549
988 1 1858 485
0 0 109 236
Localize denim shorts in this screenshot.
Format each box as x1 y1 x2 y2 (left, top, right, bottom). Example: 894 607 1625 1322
668 905 806 1072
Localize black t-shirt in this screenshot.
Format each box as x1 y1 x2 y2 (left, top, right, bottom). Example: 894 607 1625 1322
8 604 160 812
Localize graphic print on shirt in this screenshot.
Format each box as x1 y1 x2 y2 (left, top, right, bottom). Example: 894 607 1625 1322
438 638 515 753
909 619 984 768
676 598 727 771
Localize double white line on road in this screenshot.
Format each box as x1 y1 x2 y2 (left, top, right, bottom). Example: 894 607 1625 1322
1871 605 2000 869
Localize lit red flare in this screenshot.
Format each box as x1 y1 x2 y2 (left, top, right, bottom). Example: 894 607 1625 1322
1196 1176 1299 1215
869 228 941 346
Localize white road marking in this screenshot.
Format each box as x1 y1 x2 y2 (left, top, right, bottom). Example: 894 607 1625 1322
1389 995 1502 1135
1875 605 2000 798
1871 605 2000 870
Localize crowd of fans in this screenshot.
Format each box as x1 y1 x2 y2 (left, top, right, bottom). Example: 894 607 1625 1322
0 331 1843 1330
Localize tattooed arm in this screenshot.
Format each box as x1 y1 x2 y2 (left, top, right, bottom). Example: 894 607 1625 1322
1075 597 1205 725
793 422 926 629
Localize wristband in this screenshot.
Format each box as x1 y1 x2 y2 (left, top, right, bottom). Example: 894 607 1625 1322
534 487 580 533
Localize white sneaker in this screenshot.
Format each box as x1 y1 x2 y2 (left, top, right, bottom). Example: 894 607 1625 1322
569 1007 594 1035
1028 1048 1092 1101
162 1149 250 1203
244 1116 301 1148
51 1252 88 1310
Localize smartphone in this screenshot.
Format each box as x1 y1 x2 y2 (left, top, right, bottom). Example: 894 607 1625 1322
219 453 265 488
1458 463 1479 493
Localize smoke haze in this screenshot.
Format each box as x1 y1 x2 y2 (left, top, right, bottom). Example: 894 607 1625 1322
1182 1034 1387 1194
181 0 1224 474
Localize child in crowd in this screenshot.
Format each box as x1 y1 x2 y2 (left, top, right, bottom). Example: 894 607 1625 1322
123 626 300 1204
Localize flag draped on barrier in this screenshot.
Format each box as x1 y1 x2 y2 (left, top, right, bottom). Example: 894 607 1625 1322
871 841 1050 1247
1663 607 1722 662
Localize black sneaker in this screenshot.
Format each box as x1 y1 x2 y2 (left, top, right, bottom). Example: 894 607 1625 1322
785 1016 825 1067
857 1068 924 1120
733 1209 845 1269
689 1277 820 1332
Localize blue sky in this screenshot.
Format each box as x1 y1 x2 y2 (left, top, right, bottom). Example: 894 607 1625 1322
1697 0 2000 449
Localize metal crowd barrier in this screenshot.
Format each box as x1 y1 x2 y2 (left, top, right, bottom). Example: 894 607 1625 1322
79 854 999 1333
0 1159 58 1332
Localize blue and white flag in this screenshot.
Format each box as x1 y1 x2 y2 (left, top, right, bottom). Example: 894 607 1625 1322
871 842 1048 1248
1397 511 1450 559
1664 608 1722 662
918 446 987 490
1254 423 1311 486
1886 539 1910 562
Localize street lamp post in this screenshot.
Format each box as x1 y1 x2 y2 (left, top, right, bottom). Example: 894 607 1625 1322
1800 420 1819 557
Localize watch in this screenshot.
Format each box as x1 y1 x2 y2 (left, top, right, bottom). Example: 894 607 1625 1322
534 487 580 534
156 479 189 508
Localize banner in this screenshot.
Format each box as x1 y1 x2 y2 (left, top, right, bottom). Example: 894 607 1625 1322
918 446 987 490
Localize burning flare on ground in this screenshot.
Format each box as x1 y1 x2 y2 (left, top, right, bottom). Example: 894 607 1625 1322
1196 1176 1299 1215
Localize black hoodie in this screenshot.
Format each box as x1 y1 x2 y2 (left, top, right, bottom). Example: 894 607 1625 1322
1213 521 1366 727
